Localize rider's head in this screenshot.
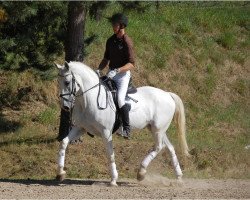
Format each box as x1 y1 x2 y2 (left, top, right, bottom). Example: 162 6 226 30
109 13 128 35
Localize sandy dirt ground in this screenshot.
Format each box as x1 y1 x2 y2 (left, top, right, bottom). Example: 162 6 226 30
0 175 249 199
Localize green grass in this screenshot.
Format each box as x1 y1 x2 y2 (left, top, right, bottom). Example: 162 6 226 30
0 2 249 180
36 106 58 125
217 32 237 49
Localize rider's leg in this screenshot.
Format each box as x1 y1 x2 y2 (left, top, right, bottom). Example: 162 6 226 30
113 71 131 138
120 104 130 137
113 71 131 108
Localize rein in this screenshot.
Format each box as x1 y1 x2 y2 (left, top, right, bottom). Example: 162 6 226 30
58 71 110 131
58 72 109 110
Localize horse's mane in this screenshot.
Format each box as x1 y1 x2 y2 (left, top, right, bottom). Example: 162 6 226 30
69 61 98 82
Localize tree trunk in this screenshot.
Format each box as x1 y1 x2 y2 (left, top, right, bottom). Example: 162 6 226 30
65 2 86 62
156 1 160 10
58 2 86 142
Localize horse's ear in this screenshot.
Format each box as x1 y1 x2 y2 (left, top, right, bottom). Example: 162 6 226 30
65 61 70 71
54 62 63 69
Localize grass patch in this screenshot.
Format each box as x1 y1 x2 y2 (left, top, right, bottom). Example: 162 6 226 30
233 78 249 96
216 32 237 49
36 106 58 125
230 52 247 65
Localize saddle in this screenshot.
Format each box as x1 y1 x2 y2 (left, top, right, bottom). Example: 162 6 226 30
100 76 137 109
100 76 137 133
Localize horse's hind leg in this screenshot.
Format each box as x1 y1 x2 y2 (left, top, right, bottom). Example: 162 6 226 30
163 134 183 180
137 132 164 181
56 126 80 182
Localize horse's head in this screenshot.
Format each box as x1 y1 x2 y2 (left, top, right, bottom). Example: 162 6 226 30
55 61 81 112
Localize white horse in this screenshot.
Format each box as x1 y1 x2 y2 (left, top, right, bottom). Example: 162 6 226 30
55 61 190 186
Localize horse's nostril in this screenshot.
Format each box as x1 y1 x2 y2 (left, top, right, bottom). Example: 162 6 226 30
63 106 70 112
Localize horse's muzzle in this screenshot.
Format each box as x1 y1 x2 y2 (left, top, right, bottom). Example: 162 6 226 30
62 106 70 112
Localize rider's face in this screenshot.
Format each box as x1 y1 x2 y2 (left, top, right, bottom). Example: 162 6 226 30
112 23 120 34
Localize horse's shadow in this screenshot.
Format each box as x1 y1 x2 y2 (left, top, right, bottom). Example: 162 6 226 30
0 178 137 187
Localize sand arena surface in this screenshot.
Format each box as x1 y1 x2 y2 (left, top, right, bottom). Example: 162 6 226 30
0 175 249 199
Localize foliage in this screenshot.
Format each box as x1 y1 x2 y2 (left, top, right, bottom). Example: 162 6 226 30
89 1 110 21
119 1 151 13
0 2 67 71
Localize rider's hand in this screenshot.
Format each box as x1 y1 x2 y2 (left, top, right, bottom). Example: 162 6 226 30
95 69 101 77
107 69 119 79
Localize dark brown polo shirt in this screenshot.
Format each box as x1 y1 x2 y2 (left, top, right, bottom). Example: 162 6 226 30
104 34 135 70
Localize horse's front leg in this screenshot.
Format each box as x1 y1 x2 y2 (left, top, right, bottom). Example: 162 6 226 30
102 132 118 186
56 126 81 182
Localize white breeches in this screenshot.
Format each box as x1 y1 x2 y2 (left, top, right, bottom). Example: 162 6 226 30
113 70 131 108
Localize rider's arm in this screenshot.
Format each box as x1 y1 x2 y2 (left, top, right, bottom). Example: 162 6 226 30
118 36 135 73
98 58 109 70
118 62 134 73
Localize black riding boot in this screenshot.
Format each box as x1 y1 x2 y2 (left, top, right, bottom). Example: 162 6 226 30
120 104 131 139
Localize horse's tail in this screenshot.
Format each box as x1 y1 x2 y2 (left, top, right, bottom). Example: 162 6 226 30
169 92 190 157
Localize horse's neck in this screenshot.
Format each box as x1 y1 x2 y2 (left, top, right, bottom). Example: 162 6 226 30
72 65 99 110
73 67 98 88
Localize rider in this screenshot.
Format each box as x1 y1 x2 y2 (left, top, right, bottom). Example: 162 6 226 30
97 13 135 139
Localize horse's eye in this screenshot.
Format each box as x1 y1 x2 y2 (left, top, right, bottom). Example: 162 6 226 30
64 81 70 86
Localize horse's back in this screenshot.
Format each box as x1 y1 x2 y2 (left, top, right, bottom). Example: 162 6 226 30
128 86 176 129
136 86 175 105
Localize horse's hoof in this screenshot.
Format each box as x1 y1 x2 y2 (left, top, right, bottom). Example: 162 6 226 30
137 168 146 181
177 176 184 185
137 173 145 181
176 176 184 186
110 180 118 187
177 175 183 181
56 174 66 182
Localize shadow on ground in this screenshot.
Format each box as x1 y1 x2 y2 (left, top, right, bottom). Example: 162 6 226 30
0 112 21 134
0 137 56 147
0 178 136 187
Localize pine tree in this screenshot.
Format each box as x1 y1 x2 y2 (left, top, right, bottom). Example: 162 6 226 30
0 2 67 71
0 1 110 72
89 1 110 21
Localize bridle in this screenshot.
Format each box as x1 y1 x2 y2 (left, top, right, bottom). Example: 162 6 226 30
58 71 109 131
58 71 108 110
58 72 81 103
